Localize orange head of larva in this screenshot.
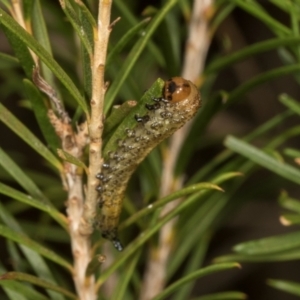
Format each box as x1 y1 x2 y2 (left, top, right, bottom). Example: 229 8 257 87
164 77 191 103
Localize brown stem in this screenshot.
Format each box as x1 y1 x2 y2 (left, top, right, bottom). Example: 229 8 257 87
48 107 94 300
140 1 214 299
80 0 112 235
74 1 113 298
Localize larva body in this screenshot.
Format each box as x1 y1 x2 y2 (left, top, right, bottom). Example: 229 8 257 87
96 77 201 251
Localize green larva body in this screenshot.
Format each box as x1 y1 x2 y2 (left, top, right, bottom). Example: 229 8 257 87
96 77 201 251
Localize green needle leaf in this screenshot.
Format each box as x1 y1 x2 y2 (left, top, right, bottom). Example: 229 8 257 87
0 148 49 204
192 291 247 300
279 94 300 116
225 135 300 185
103 78 164 157
268 279 300 297
103 100 137 145
233 231 300 255
106 17 151 66
0 103 62 171
119 182 223 231
60 0 93 55
0 272 77 299
57 149 88 173
0 224 72 271
96 172 240 287
104 0 177 113
0 8 88 113
23 79 61 151
205 37 300 74
226 65 300 107
152 263 240 300
0 182 67 230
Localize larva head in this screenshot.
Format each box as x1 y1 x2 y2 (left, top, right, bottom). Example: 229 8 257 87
164 77 192 103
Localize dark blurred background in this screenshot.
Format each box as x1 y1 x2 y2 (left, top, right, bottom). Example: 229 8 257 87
1 1 300 300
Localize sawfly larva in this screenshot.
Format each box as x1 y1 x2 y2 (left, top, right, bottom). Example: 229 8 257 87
96 77 201 251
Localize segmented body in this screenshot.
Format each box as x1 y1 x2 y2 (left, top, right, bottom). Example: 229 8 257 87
96 77 201 251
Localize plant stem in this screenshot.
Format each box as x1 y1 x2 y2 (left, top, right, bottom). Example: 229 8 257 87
81 0 112 234
77 1 113 298
140 1 213 299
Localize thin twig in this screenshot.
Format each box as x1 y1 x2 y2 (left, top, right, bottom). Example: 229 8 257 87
109 16 121 29
80 0 112 235
182 0 212 82
63 0 114 297
140 1 213 299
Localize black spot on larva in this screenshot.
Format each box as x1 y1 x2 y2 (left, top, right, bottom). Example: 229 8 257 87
152 96 170 103
152 97 162 102
146 102 161 110
124 144 131 150
113 152 120 159
98 198 104 208
134 115 150 123
121 146 129 152
102 163 110 169
117 142 123 148
105 191 112 197
160 111 173 119
112 179 120 185
116 156 124 162
150 122 163 130
96 185 103 192
126 129 135 137
118 169 124 175
102 176 111 183
94 220 100 227
96 173 104 180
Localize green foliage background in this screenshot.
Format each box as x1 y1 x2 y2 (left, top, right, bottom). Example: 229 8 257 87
1 0 300 299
